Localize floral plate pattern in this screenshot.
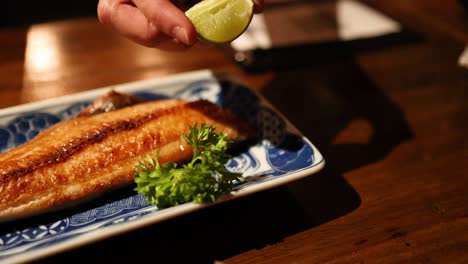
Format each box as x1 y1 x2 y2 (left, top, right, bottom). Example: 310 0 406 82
0 70 324 263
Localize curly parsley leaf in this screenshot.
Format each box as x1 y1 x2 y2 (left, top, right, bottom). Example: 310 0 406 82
134 123 243 208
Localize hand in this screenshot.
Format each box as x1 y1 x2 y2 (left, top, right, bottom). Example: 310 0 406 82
98 0 264 51
97 0 195 51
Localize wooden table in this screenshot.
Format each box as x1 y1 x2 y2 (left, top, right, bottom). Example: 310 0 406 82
1 0 467 263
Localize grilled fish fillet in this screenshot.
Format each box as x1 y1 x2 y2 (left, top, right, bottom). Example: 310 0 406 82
0 94 254 219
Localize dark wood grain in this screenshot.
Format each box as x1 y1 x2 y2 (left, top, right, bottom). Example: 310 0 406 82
0 0 467 263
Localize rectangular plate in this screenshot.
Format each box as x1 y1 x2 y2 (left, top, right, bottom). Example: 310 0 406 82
0 70 324 263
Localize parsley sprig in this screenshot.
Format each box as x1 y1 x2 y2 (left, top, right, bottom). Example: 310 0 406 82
134 123 243 208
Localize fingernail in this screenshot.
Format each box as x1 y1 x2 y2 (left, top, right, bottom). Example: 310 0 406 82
172 26 189 45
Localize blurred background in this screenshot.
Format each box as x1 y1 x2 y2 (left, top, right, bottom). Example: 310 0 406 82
1 1 98 28
2 0 467 30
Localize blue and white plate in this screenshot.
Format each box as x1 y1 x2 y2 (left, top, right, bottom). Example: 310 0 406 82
0 70 324 263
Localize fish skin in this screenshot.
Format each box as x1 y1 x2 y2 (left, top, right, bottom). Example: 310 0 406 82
0 98 254 219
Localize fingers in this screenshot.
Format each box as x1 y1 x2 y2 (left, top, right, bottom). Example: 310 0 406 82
133 0 197 45
97 0 196 50
98 1 157 46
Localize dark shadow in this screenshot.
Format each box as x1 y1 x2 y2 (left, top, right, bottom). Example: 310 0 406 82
258 47 415 221
233 30 422 73
258 53 413 225
260 54 414 175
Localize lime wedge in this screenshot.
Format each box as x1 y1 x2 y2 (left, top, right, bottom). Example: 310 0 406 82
186 0 254 43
